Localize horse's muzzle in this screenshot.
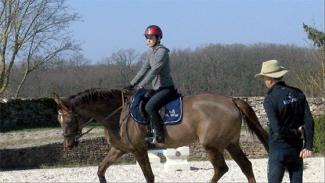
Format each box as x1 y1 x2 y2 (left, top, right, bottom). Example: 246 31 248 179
64 139 79 150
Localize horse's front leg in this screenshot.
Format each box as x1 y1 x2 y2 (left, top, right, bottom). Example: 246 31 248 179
97 147 125 183
134 150 155 183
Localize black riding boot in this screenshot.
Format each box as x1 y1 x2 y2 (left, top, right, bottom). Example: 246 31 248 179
145 114 164 144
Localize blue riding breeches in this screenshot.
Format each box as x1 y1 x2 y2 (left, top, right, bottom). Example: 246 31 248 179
145 86 177 119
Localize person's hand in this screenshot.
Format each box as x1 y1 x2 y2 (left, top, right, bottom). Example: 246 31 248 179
124 84 134 91
299 148 312 158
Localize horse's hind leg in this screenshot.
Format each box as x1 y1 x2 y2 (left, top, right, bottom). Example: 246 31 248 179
134 150 155 183
204 146 229 183
226 143 256 183
97 147 125 183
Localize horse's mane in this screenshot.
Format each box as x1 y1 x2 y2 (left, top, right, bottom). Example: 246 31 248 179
67 88 122 106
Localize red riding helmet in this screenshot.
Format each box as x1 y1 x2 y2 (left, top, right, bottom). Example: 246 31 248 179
144 25 163 39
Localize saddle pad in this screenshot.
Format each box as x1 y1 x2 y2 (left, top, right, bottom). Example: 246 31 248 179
130 89 182 125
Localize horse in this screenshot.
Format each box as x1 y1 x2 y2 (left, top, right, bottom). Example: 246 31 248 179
54 88 269 183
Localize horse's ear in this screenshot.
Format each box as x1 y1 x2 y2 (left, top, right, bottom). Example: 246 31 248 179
53 93 69 111
53 93 61 104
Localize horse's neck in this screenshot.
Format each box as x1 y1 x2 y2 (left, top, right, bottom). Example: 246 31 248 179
74 92 137 151
77 97 122 119
87 99 132 142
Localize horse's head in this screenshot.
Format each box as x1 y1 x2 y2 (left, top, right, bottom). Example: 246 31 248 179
54 94 82 150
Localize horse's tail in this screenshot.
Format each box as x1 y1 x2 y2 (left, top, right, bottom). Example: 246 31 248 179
232 98 269 153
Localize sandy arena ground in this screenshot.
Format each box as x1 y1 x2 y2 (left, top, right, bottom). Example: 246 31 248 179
1 129 324 182
0 157 324 182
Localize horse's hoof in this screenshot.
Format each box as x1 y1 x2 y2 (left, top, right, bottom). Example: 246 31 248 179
98 176 107 183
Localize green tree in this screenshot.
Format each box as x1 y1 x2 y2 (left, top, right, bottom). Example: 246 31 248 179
303 23 325 96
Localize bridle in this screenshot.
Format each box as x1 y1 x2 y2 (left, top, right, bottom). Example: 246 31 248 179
59 89 129 142
58 111 83 140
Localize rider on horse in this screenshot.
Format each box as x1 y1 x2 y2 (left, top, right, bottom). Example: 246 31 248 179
125 25 177 144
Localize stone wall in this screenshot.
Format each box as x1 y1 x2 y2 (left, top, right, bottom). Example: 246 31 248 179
0 98 58 132
238 97 325 127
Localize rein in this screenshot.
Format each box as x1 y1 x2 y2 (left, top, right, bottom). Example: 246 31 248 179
76 118 96 139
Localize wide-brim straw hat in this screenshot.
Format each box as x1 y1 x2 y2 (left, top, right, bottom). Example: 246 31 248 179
255 60 288 78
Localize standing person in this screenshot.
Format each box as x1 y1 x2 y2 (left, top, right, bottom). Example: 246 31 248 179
255 60 314 183
125 25 177 144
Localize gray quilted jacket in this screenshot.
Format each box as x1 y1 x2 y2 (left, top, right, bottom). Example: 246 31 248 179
130 44 174 90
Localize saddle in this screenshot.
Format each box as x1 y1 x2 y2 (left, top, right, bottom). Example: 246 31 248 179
129 88 183 125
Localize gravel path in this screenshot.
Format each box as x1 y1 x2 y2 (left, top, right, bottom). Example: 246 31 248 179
1 129 324 182
1 157 324 182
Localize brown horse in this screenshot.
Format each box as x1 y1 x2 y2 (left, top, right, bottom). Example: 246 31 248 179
54 88 268 183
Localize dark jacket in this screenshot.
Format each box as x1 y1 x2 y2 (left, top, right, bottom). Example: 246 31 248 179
263 81 314 151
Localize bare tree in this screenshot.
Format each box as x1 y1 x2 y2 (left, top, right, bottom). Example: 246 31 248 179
6 43 319 97
104 49 139 87
0 0 79 97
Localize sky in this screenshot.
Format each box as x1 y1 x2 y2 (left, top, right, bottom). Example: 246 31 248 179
67 0 324 62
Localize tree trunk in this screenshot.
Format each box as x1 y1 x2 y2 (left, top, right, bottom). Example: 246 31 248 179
0 55 6 94
14 67 30 98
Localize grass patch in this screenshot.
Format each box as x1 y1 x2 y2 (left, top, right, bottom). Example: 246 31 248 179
314 115 325 154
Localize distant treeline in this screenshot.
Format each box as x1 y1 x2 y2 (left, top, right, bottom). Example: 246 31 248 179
5 43 321 98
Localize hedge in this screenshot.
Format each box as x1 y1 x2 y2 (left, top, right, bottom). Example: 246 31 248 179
313 115 325 154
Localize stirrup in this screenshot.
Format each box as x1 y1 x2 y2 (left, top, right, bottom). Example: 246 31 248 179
145 136 157 144
145 136 164 144
145 131 164 144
